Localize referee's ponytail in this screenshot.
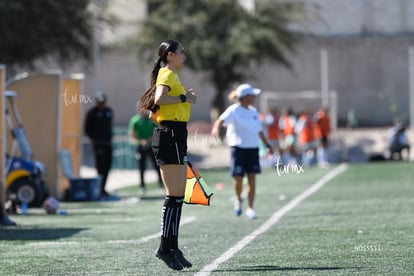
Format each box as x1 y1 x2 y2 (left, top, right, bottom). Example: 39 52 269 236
139 40 180 113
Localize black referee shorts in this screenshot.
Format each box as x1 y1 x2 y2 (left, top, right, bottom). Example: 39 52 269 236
152 121 188 165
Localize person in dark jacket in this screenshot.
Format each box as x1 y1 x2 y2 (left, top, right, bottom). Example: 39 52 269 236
84 93 113 197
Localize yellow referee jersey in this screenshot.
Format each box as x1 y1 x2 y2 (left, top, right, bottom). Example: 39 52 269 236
155 68 190 123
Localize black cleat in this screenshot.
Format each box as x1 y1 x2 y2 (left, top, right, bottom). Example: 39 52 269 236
156 250 183 271
174 249 192 268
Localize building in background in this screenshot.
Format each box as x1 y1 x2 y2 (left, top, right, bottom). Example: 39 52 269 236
27 0 414 127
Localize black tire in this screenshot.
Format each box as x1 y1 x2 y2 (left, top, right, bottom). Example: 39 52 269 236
8 178 44 207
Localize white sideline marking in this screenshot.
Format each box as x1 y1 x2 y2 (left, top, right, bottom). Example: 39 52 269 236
28 241 79 246
195 163 348 276
27 216 196 246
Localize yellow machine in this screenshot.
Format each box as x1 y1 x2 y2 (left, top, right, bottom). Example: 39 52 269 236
4 91 48 207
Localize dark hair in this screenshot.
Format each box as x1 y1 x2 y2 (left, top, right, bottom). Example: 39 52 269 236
139 40 181 112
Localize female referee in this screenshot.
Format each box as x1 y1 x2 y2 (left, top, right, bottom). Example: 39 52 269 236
139 40 197 271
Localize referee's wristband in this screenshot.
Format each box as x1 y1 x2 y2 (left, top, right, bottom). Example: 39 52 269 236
179 94 187 103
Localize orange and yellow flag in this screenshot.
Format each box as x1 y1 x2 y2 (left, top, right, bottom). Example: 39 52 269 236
184 163 213 205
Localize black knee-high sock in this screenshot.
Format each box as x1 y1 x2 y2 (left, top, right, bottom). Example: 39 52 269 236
159 196 184 253
171 199 183 250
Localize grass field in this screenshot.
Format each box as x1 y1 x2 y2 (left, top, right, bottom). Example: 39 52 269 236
1 162 413 275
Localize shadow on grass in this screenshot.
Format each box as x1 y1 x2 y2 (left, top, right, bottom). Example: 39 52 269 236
0 227 87 240
216 265 363 273
140 195 165 200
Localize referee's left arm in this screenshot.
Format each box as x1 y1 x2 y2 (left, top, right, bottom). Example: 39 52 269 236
154 85 182 105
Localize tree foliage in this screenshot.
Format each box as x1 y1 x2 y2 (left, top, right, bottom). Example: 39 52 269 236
0 0 93 70
132 0 305 113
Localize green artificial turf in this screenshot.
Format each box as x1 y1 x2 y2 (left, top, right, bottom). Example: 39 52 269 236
0 162 413 275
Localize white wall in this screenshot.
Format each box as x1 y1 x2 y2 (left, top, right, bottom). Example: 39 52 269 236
301 0 414 35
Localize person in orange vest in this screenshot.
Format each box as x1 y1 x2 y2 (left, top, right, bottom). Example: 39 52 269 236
264 106 280 150
314 106 331 167
260 106 281 166
295 109 317 166
278 107 297 164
